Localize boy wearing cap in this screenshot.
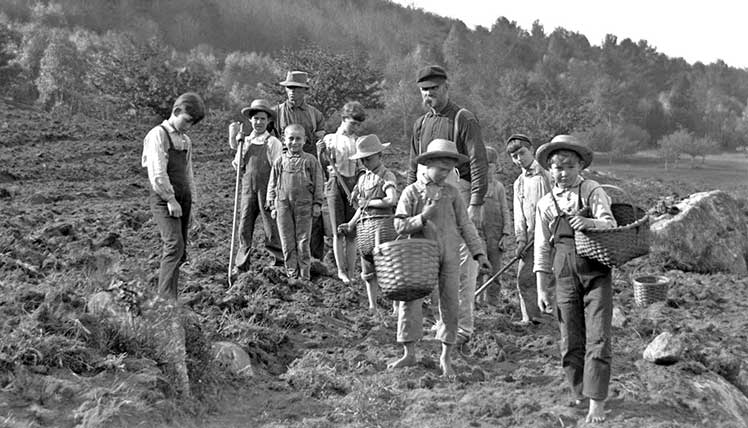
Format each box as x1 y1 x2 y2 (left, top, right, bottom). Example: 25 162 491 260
267 124 325 280
228 99 284 273
390 138 490 377
476 146 511 308
533 135 616 423
507 134 551 324
338 134 398 319
142 92 205 300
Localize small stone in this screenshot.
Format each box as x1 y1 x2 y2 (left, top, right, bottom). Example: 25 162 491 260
643 332 683 365
212 341 254 377
611 306 626 328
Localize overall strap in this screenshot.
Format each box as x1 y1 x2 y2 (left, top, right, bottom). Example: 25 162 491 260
159 125 175 150
416 114 428 155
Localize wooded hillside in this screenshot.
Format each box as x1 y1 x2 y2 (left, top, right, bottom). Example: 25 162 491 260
2 0 747 155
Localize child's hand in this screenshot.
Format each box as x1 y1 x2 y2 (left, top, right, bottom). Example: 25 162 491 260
421 198 438 221
477 254 492 274
337 223 351 236
312 204 321 217
569 215 595 231
515 240 527 258
270 209 277 220
167 199 183 217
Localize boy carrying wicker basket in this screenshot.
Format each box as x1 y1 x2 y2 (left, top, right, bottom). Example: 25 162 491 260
533 135 616 423
389 139 491 378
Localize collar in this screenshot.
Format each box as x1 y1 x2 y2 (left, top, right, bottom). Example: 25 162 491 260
285 150 302 158
248 130 270 143
552 176 583 196
523 160 543 176
427 100 456 118
161 120 183 135
285 100 307 110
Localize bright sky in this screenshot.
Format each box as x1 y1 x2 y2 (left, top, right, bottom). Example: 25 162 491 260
392 0 747 69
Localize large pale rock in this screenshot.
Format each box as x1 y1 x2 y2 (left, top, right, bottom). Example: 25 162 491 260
643 331 683 365
211 341 254 376
649 190 748 274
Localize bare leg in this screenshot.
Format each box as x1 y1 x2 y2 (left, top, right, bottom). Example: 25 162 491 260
345 237 357 280
388 342 417 369
586 399 606 423
332 232 351 283
439 343 455 377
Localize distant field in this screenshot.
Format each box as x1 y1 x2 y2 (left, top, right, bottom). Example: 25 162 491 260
591 151 748 200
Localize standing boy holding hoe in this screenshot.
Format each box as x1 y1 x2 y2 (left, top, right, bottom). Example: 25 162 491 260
533 135 616 423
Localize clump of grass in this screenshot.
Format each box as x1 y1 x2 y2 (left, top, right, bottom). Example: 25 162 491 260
330 375 404 427
280 350 351 398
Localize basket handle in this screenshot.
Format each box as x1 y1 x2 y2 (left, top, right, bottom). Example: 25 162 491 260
596 184 635 211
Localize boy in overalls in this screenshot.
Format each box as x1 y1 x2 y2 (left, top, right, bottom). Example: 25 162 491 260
228 99 284 274
142 92 205 300
390 139 490 377
267 124 324 280
533 135 616 424
339 134 399 321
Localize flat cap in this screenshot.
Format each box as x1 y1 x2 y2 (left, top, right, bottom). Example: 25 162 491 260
416 65 448 88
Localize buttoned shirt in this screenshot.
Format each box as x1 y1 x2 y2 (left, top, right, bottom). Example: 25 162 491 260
533 177 617 273
274 101 325 155
141 120 195 202
513 160 552 243
351 163 398 214
321 125 359 178
232 130 283 170
408 100 488 206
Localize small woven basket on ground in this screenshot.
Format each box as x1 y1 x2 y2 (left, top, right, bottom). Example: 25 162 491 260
632 275 670 306
356 214 396 257
373 235 439 301
575 185 650 268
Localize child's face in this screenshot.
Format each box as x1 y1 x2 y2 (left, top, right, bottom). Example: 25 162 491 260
284 128 306 154
341 117 363 135
424 157 457 184
172 112 194 132
361 153 382 171
249 112 269 134
549 158 582 188
509 146 534 169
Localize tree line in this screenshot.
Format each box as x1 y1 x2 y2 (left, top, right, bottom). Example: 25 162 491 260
1 0 747 165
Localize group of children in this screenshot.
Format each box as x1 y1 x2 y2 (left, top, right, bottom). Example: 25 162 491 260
145 92 616 424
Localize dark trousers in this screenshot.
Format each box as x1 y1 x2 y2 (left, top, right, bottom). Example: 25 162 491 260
553 241 612 401
151 194 191 300
310 215 325 260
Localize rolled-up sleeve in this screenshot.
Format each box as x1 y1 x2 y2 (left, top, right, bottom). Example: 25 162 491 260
587 187 617 229
394 185 425 235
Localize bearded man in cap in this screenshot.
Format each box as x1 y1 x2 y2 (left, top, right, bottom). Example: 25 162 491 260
408 64 489 345
273 70 327 261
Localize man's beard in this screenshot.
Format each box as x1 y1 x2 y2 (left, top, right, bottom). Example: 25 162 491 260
422 97 434 110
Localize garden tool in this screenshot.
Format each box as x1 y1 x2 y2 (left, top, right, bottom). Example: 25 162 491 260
228 122 245 287
474 239 534 298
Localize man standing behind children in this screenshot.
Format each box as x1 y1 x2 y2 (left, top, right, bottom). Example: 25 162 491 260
534 135 616 423
390 139 490 377
507 133 551 324
142 92 205 300
227 99 284 274
267 124 324 281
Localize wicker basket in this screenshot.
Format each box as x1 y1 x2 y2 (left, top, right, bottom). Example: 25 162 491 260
356 214 396 257
373 236 439 301
632 275 670 306
575 185 650 268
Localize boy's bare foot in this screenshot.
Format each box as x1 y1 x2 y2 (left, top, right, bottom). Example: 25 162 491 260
337 272 351 284
585 399 606 423
387 354 416 369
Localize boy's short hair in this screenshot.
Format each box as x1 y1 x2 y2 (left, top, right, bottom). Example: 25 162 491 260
547 149 582 166
284 123 306 137
172 92 205 124
341 101 366 122
485 146 499 164
505 134 533 154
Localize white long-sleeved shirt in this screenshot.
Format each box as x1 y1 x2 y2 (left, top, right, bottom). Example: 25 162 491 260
513 160 552 243
141 120 194 202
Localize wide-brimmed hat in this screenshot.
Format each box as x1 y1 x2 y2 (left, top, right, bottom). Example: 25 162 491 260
240 99 276 121
416 65 448 88
535 135 593 169
279 71 310 88
416 138 469 165
349 134 390 160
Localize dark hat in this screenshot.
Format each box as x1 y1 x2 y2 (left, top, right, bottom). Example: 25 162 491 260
535 135 593 170
416 65 448 88
348 134 390 160
505 133 532 146
416 138 469 165
240 99 276 121
279 71 310 88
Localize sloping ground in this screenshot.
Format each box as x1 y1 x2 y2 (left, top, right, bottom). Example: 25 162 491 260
1 103 747 427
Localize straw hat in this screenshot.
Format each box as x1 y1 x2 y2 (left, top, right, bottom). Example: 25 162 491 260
240 99 276 120
279 71 310 88
535 134 593 169
415 139 469 165
349 134 390 160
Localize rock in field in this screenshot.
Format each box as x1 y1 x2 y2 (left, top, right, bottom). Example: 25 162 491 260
643 331 683 365
211 341 254 376
649 190 748 274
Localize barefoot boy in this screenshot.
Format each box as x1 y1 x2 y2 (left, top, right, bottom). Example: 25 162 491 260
267 124 324 280
390 139 490 377
507 134 551 324
142 92 205 300
533 135 616 423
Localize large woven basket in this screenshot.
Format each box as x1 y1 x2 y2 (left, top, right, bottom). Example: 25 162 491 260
632 275 670 306
356 214 396 257
575 185 650 268
373 236 439 301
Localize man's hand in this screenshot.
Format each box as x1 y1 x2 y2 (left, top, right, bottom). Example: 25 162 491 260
167 199 182 217
477 254 492 275
569 215 595 231
536 272 554 314
312 204 321 217
515 240 527 258
468 204 484 228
